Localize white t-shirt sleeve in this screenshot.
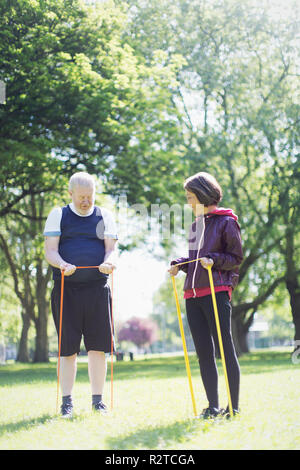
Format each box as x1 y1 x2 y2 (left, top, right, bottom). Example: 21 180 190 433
43 207 62 236
101 208 118 240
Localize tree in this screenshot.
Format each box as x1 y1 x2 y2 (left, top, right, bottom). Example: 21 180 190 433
0 249 20 360
0 0 183 361
118 316 158 349
151 275 194 351
0 194 52 362
0 0 184 218
124 0 300 353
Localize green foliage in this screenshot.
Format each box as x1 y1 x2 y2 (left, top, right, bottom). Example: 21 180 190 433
0 242 20 345
1 0 300 356
0 283 21 346
118 316 158 348
0 0 185 358
259 289 295 340
151 274 193 350
0 0 184 216
125 0 300 349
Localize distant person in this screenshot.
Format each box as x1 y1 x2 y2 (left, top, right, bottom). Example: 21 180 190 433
169 172 243 418
44 172 118 417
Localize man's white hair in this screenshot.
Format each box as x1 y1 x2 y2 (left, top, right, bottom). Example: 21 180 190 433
69 172 95 191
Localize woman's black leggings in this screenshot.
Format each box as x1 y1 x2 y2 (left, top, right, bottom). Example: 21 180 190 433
186 292 240 410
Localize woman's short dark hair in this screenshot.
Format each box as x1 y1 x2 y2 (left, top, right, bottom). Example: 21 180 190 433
184 172 223 207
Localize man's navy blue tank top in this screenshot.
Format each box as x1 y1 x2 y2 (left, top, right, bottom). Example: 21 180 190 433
52 205 107 283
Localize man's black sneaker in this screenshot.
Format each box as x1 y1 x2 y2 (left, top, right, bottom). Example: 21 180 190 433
92 401 108 414
198 407 221 419
221 406 240 419
61 402 73 418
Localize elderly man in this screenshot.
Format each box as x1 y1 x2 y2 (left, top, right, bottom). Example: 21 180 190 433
44 172 118 417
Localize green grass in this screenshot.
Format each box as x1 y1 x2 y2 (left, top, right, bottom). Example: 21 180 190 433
0 350 299 450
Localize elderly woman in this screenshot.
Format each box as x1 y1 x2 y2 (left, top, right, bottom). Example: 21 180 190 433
169 172 243 419
44 172 118 417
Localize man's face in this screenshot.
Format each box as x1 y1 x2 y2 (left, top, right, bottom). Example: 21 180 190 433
69 185 95 215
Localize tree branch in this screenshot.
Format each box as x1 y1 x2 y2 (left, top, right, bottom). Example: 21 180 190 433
233 275 286 317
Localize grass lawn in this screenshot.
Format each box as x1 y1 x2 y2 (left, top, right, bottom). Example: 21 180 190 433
0 349 299 450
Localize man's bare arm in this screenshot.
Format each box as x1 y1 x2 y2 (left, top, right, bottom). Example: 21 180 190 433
99 238 117 274
44 236 76 276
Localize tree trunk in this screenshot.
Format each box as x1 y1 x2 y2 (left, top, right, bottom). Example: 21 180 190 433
232 306 256 356
284 220 300 346
33 318 49 362
33 294 49 363
16 312 31 362
286 279 300 343
231 314 249 356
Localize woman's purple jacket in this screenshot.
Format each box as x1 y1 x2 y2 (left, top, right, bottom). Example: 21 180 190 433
171 208 243 293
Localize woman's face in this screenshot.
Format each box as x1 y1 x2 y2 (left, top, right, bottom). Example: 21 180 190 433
185 190 204 216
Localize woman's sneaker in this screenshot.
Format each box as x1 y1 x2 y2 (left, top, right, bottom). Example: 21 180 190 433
221 406 240 419
198 407 221 419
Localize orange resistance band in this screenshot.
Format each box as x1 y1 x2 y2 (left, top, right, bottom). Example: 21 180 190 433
56 265 115 414
56 270 64 414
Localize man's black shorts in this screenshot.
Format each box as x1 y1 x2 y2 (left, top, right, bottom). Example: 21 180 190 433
51 280 113 356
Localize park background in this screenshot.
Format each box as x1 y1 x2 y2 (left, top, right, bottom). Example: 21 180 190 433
0 0 299 451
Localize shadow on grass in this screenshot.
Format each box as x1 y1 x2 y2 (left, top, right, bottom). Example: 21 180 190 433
0 356 199 386
0 412 88 438
0 414 53 437
0 363 57 387
103 356 200 382
106 417 221 450
100 350 295 382
0 351 295 388
235 350 295 375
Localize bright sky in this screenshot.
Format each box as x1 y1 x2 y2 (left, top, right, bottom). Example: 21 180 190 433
98 192 189 327
110 248 169 325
